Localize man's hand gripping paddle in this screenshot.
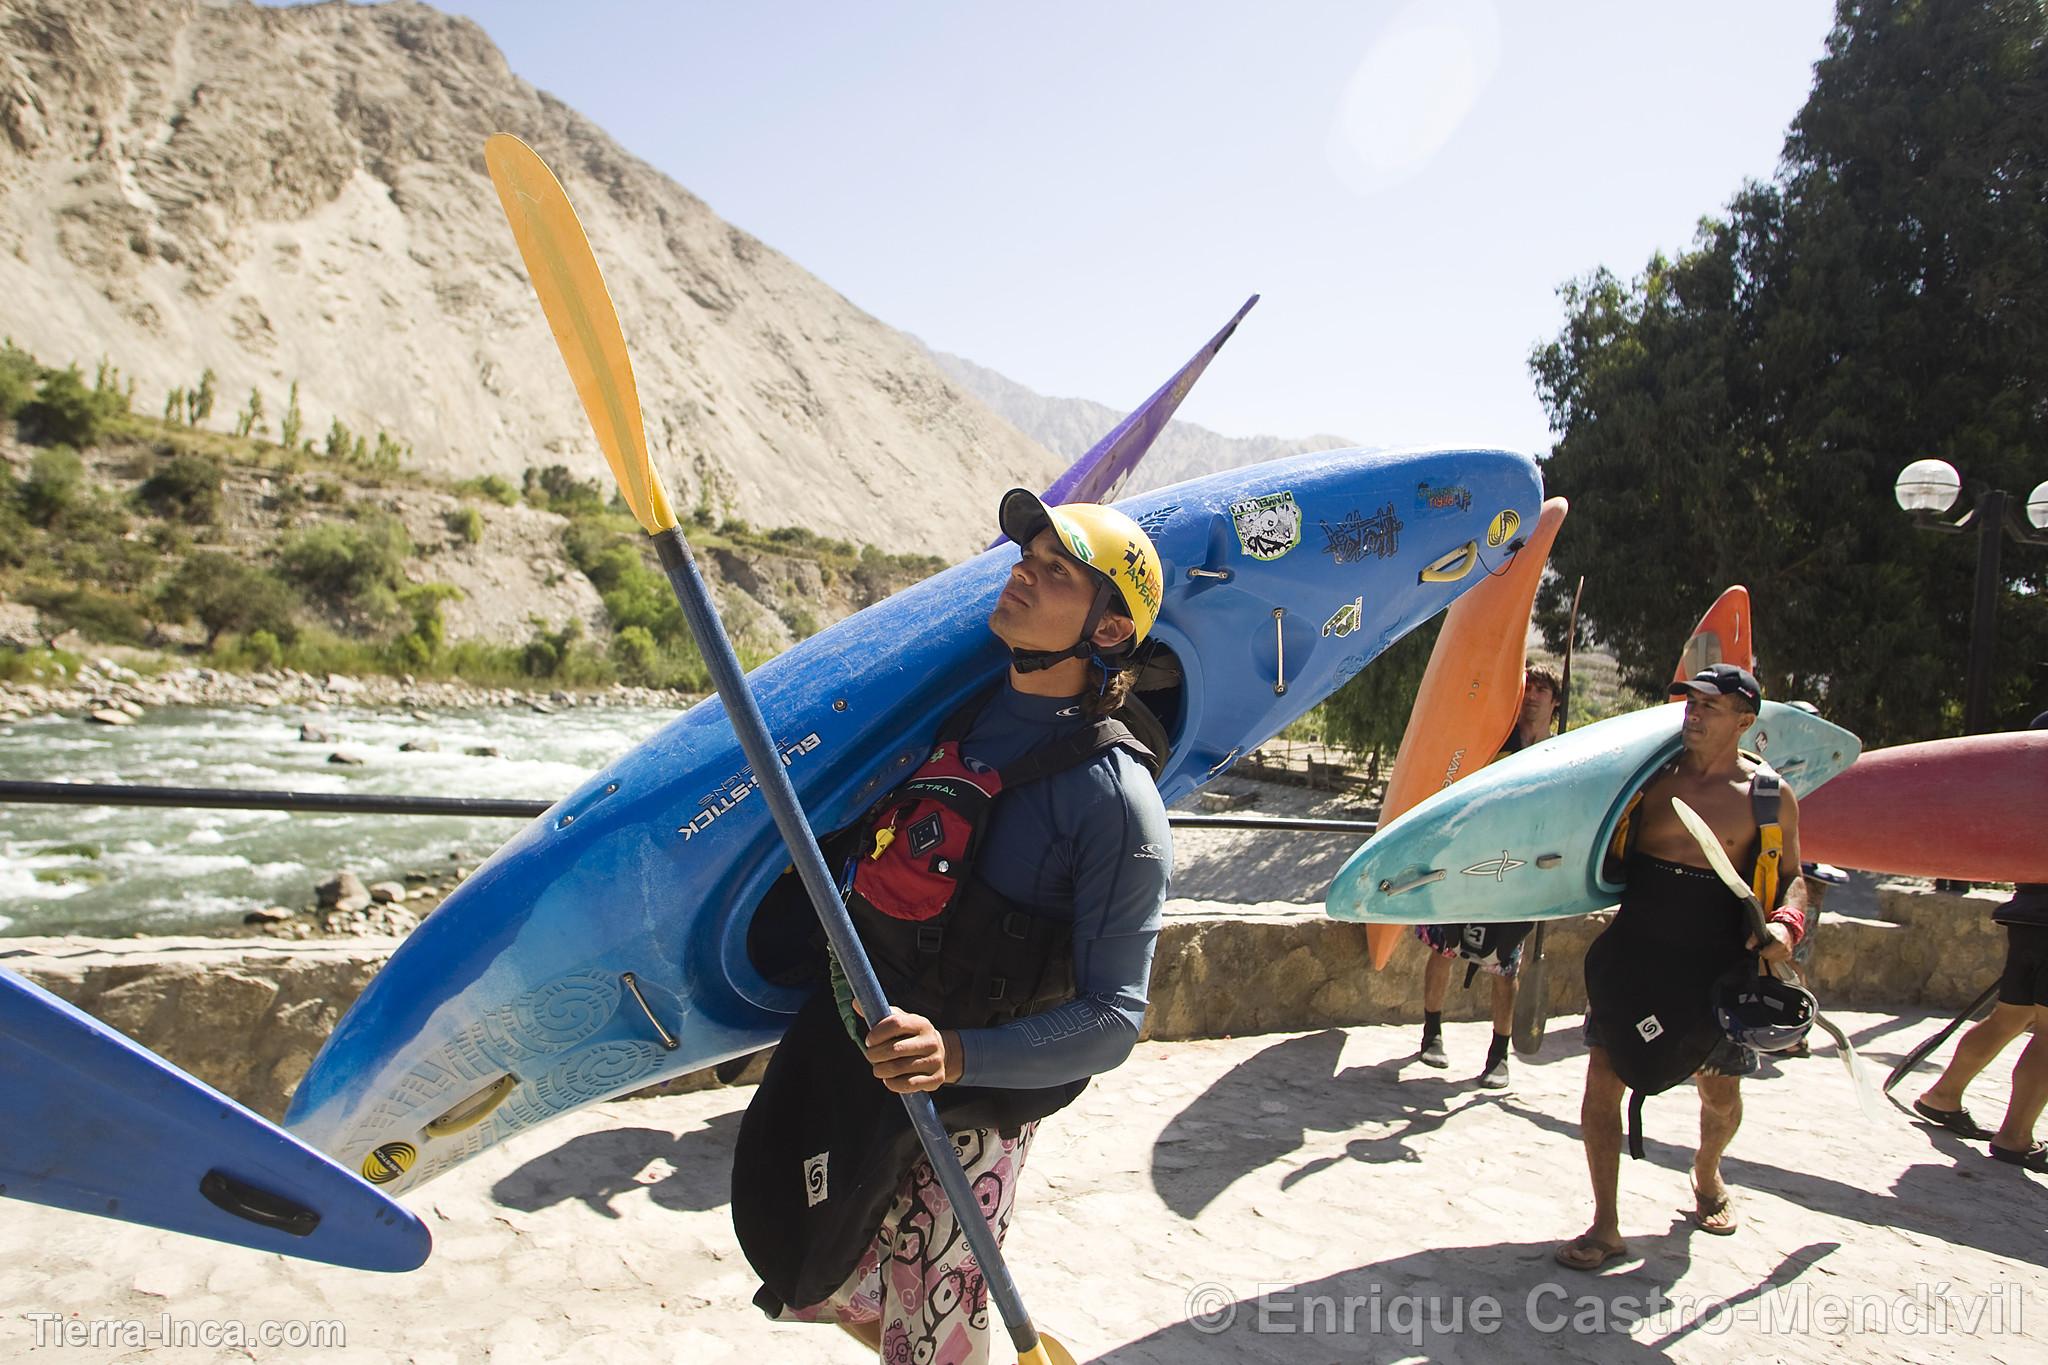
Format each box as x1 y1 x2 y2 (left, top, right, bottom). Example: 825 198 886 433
483 133 1077 1365
1669 797 1880 1121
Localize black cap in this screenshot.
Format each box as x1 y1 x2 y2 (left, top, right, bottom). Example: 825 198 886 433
1669 662 1762 712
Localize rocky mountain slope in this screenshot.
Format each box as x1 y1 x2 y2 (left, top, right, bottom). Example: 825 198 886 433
925 346 1359 493
0 0 1060 558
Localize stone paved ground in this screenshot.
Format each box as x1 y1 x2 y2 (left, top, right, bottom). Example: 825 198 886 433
1 1011 2041 1364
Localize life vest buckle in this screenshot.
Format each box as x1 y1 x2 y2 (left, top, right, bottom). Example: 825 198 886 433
914 924 944 955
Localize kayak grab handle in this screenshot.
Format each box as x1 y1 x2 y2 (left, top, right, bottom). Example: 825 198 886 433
1186 566 1232 581
622 971 680 1051
1273 608 1287 695
1419 541 1478 584
423 1073 521 1137
199 1170 320 1237
1379 868 1447 896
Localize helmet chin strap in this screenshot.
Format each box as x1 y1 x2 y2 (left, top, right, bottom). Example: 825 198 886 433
1009 579 1113 675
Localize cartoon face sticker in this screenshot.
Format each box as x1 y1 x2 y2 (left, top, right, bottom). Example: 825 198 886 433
1230 491 1302 561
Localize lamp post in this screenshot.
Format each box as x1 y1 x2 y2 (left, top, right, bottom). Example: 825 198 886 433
1893 460 2048 736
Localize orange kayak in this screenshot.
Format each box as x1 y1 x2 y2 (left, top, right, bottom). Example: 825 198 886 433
1675 585 1753 680
1366 496 1569 968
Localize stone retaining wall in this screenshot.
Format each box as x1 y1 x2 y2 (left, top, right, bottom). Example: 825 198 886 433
2 883 2011 1121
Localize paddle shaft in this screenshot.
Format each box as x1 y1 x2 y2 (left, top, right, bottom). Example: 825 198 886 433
1512 575 1581 1057
650 529 1054 1359
1883 978 2002 1095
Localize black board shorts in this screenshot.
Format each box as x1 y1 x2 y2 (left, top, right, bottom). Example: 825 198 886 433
1582 1007 1759 1079
1998 924 2048 1008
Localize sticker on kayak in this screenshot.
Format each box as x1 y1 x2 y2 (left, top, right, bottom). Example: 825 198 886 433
1461 851 1526 880
1486 508 1521 548
1230 491 1301 561
362 1142 417 1185
1317 505 1402 564
681 733 824 841
1416 481 1472 513
1635 1015 1665 1043
805 1151 829 1206
1322 597 1363 639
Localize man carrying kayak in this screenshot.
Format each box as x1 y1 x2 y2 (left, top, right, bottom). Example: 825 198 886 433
1556 663 1809 1269
735 490 1173 1364
1413 666 1561 1087
1910 711 2048 1175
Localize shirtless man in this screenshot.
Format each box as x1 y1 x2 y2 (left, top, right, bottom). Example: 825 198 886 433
1555 664 1809 1270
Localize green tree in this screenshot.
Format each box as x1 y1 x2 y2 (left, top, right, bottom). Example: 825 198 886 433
276 514 412 624
189 368 217 427
1308 615 1443 767
137 454 224 524
21 447 86 526
20 366 122 446
21 585 148 646
233 387 266 440
445 505 485 544
156 553 300 649
1530 0 2048 745
0 340 38 418
279 381 303 450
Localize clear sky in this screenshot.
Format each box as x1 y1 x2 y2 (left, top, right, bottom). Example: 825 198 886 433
419 0 1838 456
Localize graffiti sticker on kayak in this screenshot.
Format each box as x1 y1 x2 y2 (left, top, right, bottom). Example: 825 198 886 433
1230 491 1301 560
1460 851 1526 880
1416 481 1472 513
1322 597 1364 639
680 732 824 841
1317 504 1402 564
1486 508 1521 548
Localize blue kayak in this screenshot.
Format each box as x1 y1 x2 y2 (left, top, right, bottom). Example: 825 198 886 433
0 967 429 1271
286 447 1542 1194
1324 700 1862 926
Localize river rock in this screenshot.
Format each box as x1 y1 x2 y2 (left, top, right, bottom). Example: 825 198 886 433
315 870 372 913
465 745 501 758
299 723 333 743
243 906 294 925
369 881 406 904
399 738 439 752
87 708 134 726
327 750 365 765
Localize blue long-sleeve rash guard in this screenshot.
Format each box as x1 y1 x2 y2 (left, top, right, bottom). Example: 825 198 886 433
936 680 1171 1090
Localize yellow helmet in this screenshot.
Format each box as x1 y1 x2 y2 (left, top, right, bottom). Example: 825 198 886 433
998 489 1163 648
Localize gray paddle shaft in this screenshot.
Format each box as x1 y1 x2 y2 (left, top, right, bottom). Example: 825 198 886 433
653 527 1050 1356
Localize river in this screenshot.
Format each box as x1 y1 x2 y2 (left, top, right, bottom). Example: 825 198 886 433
0 701 675 937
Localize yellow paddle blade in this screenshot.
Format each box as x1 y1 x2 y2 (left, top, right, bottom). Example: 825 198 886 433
483 132 676 535
1019 1336 1079 1365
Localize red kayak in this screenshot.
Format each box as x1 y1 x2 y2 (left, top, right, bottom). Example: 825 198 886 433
1799 730 2048 882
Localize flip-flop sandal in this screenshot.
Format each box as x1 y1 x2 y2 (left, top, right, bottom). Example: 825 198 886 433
1913 1099 1995 1140
1688 1188 1739 1236
1987 1141 2048 1174
1553 1234 1629 1271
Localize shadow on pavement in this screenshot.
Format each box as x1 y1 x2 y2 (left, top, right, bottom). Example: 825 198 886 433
491 1110 742 1218
1153 1028 1585 1219
1095 1234 1838 1363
